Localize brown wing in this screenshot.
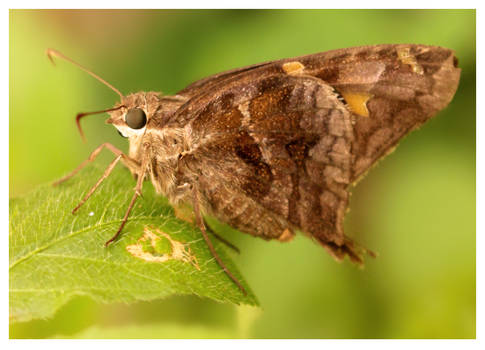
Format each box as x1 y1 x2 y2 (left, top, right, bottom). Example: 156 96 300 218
173 44 460 181
310 45 461 181
177 61 272 99
178 73 361 261
173 44 460 263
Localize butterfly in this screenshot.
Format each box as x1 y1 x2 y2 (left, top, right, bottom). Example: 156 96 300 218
48 44 461 294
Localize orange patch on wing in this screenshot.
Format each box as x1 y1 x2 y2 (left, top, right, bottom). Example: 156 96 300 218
282 61 305 75
397 47 424 75
278 228 294 242
340 91 373 117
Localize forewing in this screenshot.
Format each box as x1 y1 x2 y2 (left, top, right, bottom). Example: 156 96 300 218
172 44 460 263
307 45 461 180
174 44 460 182
177 61 272 99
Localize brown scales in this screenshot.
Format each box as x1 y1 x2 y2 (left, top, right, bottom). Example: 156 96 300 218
49 45 461 295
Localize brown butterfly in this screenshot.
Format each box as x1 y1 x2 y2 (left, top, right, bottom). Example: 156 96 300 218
48 44 460 295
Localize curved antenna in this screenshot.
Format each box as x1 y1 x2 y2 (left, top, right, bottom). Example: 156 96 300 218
76 105 125 142
46 48 124 99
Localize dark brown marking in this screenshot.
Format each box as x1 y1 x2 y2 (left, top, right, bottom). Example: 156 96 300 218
235 131 273 200
318 67 340 83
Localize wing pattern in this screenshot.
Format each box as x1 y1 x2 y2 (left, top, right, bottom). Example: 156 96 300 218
178 74 360 261
167 44 460 263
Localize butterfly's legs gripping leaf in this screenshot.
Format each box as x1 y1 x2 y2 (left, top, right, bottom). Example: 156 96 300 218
105 142 151 246
53 142 140 186
192 186 247 296
53 142 141 215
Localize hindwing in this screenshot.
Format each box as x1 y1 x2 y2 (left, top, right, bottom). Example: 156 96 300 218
178 73 359 260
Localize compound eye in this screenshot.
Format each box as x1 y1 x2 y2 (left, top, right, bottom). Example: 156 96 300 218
125 108 147 129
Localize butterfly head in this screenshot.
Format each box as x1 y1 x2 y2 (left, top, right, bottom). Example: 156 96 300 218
105 92 160 140
46 49 162 142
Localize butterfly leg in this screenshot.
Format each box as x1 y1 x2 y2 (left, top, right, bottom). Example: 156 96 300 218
105 142 150 246
71 155 122 214
192 186 247 295
173 203 240 254
53 142 140 186
104 185 140 246
204 219 240 254
54 143 141 222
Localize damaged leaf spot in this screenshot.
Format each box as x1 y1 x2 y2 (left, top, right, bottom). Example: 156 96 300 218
126 226 200 270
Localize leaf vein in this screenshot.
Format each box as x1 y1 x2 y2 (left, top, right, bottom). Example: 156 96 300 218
9 217 165 270
35 252 172 284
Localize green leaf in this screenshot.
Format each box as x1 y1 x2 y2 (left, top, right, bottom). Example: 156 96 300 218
9 165 257 323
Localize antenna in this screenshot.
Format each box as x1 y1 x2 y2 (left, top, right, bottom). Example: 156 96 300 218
75 105 125 142
46 48 124 99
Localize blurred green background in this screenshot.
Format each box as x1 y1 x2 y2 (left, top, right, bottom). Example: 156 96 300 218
10 9 475 338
